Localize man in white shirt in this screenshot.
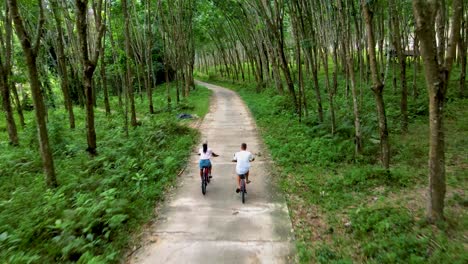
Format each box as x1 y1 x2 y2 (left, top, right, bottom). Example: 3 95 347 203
232 143 255 193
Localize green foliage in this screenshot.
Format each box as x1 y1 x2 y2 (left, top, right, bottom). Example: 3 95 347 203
350 206 428 263
0 86 211 262
328 166 414 192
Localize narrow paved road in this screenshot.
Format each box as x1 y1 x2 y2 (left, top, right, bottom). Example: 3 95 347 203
130 81 295 264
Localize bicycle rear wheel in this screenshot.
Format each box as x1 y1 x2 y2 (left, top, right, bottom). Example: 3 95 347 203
241 179 246 204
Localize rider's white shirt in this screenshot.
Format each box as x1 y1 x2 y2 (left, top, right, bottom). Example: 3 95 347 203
233 150 254 175
199 148 213 160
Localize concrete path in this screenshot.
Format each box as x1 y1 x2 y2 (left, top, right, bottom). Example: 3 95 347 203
129 81 295 264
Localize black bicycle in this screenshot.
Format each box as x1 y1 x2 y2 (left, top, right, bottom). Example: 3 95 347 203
239 173 247 203
201 166 210 195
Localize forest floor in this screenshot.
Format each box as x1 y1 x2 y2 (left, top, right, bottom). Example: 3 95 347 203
128 81 296 264
195 75 467 264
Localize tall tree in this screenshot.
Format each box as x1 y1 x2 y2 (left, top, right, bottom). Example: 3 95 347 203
122 0 137 127
362 0 390 169
338 0 362 155
459 1 466 97
8 0 57 187
51 0 75 129
146 0 155 114
389 0 408 133
253 0 298 112
0 1 19 146
100 30 111 115
75 0 105 155
413 0 463 222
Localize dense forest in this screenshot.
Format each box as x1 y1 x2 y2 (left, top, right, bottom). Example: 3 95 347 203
0 0 466 263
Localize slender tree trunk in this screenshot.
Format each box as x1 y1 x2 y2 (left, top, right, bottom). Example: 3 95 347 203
235 48 245 82
459 5 466 97
51 0 75 128
362 0 390 169
77 0 97 154
122 0 137 127
11 83 25 127
0 4 19 146
107 15 123 107
146 0 154 114
321 48 336 134
84 72 96 152
292 20 303 121
165 64 171 110
311 46 324 123
75 0 105 155
436 0 446 63
389 0 408 133
8 0 57 187
100 35 110 115
338 0 362 155
413 0 463 223
413 35 420 98
265 39 284 95
0 69 19 145
278 41 299 112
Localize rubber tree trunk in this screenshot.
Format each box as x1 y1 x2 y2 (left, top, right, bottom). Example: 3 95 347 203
83 72 97 154
459 7 466 97
362 0 390 169
337 0 362 155
311 46 324 123
413 0 463 223
51 0 75 128
8 0 57 187
0 4 19 146
100 40 110 115
413 35 420 98
389 0 408 133
11 82 25 127
146 0 154 114
75 0 105 155
122 0 137 127
278 41 299 113
321 48 336 135
0 69 19 145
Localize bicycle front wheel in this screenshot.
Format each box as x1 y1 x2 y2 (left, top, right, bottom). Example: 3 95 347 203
202 179 206 195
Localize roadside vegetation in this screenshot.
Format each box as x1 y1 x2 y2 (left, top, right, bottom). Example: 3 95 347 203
0 85 211 263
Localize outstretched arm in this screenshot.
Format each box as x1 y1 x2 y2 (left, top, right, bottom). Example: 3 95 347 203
212 153 219 157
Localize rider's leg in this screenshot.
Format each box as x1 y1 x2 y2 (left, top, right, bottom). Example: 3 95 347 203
246 171 251 184
200 169 203 178
236 175 241 192
208 165 212 177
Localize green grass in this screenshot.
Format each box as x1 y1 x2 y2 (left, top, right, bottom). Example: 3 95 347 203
195 64 467 263
0 84 211 263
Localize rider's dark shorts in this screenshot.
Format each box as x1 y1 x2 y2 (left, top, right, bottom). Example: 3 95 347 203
237 171 249 178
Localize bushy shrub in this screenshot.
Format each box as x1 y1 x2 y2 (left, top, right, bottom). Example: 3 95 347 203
350 206 429 263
